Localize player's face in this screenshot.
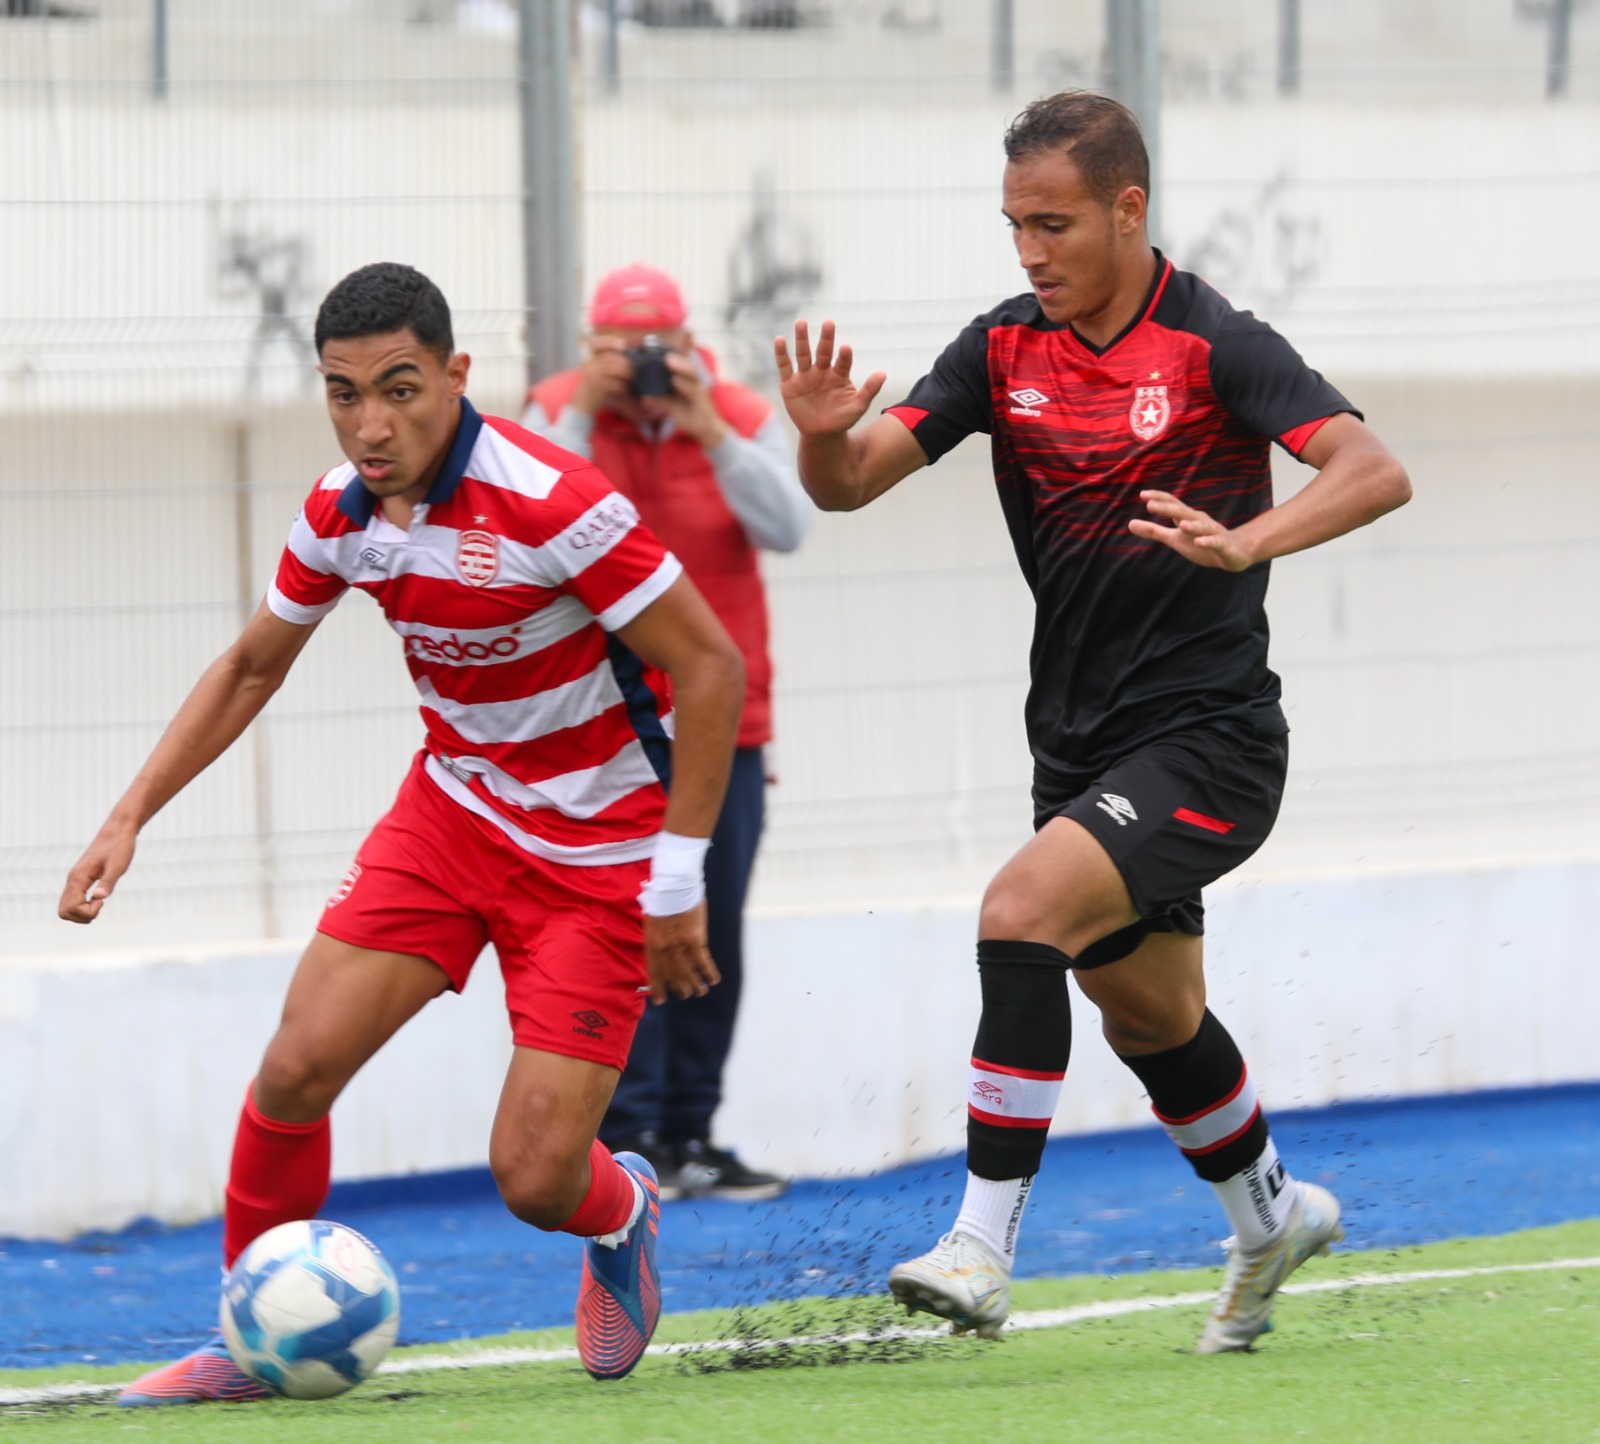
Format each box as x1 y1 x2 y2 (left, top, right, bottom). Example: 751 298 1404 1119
1003 150 1145 329
319 329 471 501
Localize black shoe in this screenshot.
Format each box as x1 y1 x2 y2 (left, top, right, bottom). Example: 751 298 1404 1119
672 1140 789 1201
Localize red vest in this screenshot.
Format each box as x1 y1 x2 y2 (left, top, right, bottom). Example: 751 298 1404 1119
529 357 775 748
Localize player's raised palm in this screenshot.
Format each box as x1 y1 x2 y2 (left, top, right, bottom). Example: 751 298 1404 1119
774 320 886 437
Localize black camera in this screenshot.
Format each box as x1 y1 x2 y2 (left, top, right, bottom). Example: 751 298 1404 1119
625 336 676 398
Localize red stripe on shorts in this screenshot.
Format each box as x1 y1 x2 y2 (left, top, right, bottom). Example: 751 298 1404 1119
1173 807 1236 834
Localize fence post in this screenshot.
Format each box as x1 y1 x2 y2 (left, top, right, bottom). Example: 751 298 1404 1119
232 419 279 940
152 0 168 100
991 0 1014 95
1104 0 1161 250
603 0 621 97
519 0 583 391
1547 0 1572 97
1278 0 1300 97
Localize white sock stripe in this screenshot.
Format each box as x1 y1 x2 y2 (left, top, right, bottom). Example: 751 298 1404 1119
1155 1070 1260 1154
968 1061 1065 1126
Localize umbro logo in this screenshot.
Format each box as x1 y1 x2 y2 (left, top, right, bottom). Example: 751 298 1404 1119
972 1080 1005 1101
1095 793 1138 826
1008 387 1051 417
359 547 384 568
572 1008 609 1041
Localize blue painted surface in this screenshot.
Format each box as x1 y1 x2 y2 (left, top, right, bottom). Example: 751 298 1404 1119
3 1083 1596 1371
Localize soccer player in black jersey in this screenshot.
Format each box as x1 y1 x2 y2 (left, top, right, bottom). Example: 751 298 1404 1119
774 91 1411 1353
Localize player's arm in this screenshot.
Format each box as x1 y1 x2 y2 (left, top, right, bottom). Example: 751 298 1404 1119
1130 414 1411 571
58 603 320 924
774 319 928 511
613 575 746 1002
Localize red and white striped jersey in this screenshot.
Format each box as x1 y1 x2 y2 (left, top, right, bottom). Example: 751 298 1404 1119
267 400 682 865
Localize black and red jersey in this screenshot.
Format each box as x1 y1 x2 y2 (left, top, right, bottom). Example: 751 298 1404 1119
886 253 1357 775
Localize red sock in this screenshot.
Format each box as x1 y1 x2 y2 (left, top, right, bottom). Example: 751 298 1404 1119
553 1138 639 1238
222 1084 332 1268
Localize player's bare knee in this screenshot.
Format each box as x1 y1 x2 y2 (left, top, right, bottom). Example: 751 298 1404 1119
978 885 1059 946
979 890 1118 957
491 1157 582 1229
1099 1002 1200 1056
254 1038 341 1121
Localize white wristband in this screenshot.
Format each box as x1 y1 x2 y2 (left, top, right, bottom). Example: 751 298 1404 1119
639 830 710 917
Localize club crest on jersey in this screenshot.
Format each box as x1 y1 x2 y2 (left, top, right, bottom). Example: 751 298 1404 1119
1129 384 1172 441
456 529 499 587
327 862 362 909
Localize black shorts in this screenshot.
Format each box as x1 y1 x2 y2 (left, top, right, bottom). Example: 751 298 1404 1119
1032 722 1288 969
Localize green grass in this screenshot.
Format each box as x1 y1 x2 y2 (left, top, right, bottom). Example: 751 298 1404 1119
5 1221 1599 1442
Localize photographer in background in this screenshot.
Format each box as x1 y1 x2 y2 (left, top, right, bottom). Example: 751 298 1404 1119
524 262 810 1203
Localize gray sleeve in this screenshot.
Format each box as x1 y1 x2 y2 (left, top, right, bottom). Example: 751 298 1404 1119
521 398 596 460
707 412 812 553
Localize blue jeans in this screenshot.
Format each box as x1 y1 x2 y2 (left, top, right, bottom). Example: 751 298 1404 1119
601 746 766 1145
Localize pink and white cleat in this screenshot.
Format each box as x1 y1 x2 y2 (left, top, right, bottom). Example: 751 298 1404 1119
117 1331 273 1407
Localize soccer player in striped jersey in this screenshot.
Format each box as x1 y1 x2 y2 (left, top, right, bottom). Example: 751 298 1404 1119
775 92 1412 1354
60 263 745 1402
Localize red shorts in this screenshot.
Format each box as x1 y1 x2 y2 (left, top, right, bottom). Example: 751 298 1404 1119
317 754 651 1070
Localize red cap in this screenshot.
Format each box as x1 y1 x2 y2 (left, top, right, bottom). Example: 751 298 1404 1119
588 263 687 330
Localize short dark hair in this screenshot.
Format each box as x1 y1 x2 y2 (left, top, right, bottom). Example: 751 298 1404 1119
314 262 454 360
1003 91 1149 208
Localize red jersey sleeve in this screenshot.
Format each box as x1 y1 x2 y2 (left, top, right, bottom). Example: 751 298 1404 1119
266 485 351 625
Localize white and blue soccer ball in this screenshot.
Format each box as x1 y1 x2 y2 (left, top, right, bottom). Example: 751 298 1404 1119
220 1219 401 1399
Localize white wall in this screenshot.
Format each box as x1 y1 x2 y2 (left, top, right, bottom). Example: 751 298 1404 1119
1 96 1596 411
3 852 1596 1239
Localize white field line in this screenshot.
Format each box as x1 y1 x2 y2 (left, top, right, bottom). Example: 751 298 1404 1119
4 1255 1596 1408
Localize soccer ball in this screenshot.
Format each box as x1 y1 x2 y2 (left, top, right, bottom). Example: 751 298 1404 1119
219 1219 401 1399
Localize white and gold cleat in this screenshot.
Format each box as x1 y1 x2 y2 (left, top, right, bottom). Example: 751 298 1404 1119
888 1229 1011 1340
1197 1182 1344 1353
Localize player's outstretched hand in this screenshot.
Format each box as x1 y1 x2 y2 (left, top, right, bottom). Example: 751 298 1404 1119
642 903 721 1004
773 320 886 438
58 819 137 924
1129 490 1258 572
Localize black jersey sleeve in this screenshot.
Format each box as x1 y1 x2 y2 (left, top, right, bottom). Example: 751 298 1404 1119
1208 311 1361 458
883 318 993 464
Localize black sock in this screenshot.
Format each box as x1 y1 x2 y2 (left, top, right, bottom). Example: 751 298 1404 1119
966 939 1072 1182
1117 1008 1270 1183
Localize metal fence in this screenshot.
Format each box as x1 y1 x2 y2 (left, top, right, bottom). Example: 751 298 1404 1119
2 0 1598 956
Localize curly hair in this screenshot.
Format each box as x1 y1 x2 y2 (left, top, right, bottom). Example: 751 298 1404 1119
314 262 454 360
